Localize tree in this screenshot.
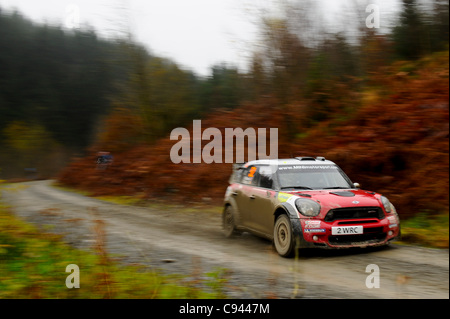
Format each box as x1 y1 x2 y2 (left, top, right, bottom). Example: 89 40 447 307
393 0 427 60
429 0 449 52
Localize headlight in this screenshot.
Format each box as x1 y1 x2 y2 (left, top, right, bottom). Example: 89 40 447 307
390 202 397 215
380 196 392 213
295 199 321 217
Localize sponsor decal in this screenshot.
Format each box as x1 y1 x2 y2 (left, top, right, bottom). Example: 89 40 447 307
304 220 321 228
278 192 293 203
304 228 326 233
278 165 335 170
248 166 257 177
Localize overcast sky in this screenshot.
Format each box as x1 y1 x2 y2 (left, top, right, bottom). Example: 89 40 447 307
0 0 401 76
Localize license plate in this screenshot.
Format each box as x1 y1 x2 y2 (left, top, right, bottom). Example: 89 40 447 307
332 226 363 235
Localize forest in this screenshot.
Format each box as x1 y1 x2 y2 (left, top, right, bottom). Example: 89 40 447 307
1 1 449 220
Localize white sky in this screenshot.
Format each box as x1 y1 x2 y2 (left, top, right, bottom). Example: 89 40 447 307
0 0 401 76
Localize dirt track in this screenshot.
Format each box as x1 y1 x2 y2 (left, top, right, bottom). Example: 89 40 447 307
1 180 448 299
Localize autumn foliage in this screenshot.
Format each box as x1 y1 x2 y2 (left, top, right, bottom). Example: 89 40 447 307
58 51 449 219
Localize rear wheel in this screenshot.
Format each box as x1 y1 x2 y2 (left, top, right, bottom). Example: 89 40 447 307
274 214 295 257
222 205 240 238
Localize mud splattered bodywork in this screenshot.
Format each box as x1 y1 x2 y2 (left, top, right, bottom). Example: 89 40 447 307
223 157 401 257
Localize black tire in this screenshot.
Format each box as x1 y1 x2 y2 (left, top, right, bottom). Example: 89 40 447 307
274 214 295 257
222 205 240 238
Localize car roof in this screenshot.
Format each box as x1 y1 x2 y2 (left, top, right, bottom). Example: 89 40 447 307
243 157 336 167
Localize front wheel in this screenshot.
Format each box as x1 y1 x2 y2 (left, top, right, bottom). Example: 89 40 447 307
274 214 295 257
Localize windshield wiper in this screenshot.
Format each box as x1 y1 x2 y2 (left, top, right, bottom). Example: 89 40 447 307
280 186 313 190
323 187 351 189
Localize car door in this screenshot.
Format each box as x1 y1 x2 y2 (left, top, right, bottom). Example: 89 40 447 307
232 165 258 228
247 165 277 237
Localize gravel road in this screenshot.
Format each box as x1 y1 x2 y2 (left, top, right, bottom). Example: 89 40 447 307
1 180 448 299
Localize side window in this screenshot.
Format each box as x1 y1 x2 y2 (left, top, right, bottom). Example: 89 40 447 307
258 166 274 189
241 165 274 189
251 167 260 186
241 166 258 185
230 167 244 184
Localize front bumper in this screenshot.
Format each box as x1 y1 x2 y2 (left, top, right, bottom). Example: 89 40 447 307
292 217 400 249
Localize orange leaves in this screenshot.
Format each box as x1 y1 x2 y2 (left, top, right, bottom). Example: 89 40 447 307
95 107 145 153
59 52 449 218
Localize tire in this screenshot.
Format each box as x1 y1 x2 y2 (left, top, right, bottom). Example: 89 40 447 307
274 214 295 257
222 205 240 238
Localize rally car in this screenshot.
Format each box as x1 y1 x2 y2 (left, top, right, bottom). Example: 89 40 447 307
222 157 400 257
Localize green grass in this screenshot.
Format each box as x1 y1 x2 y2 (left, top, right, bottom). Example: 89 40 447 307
398 212 449 249
0 200 227 299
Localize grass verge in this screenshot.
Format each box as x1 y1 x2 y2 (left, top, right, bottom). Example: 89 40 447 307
0 200 227 299
398 212 449 249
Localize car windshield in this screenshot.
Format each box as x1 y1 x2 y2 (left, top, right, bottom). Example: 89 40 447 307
277 165 353 190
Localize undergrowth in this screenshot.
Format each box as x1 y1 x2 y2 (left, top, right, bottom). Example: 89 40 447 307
0 199 227 299
399 211 449 249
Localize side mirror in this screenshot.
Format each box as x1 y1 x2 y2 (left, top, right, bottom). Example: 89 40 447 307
353 182 361 189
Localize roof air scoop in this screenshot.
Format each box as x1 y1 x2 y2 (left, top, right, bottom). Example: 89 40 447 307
295 157 316 161
294 156 326 161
